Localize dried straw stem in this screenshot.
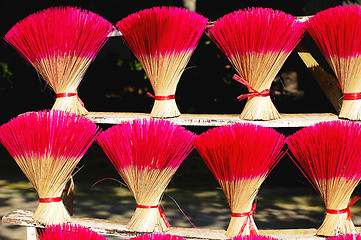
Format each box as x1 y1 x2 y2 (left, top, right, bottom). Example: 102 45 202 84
35 56 91 115
219 178 264 237
140 53 193 118
229 52 288 120
120 167 176 232
328 56 361 120
316 177 358 237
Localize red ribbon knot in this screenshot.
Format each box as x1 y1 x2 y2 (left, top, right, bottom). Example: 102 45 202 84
326 196 360 220
136 204 171 227
147 92 175 101
231 203 258 235
39 197 62 203
233 74 270 101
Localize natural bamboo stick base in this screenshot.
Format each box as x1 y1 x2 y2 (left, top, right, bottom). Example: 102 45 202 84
240 96 280 121
226 215 258 237
52 96 88 116
33 201 71 225
338 100 361 120
127 207 169 233
316 213 357 237
150 99 180 118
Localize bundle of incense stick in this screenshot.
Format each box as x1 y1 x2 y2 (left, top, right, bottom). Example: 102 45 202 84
96 119 195 232
4 7 113 115
287 121 361 236
207 8 305 120
125 234 187 240
116 7 208 118
0 110 99 225
307 5 361 120
194 123 285 237
39 223 108 240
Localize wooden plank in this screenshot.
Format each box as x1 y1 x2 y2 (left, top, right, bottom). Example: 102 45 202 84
2 210 333 240
85 112 341 128
297 49 342 113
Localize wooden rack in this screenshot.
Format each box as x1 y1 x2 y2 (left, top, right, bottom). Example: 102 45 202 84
3 210 339 240
2 14 358 240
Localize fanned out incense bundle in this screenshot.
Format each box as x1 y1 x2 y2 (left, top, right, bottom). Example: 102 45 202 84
0 110 99 225
125 234 187 240
117 7 208 118
39 224 108 240
328 234 361 240
307 5 361 120
4 7 113 115
287 121 361 237
194 123 285 237
207 8 305 120
96 119 195 232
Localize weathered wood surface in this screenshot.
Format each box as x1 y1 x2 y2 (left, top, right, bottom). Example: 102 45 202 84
3 209 355 240
85 112 341 128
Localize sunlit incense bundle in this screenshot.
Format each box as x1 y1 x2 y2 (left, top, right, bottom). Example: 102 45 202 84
230 236 280 240
327 234 361 240
0 110 99 225
307 5 361 120
39 223 108 240
96 119 195 232
117 7 208 118
287 121 361 236
207 8 305 120
125 234 187 240
194 123 285 237
4 7 113 115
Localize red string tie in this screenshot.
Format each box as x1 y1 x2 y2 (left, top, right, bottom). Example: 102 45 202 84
136 204 171 227
343 92 361 101
231 203 258 235
147 92 175 101
39 197 62 203
335 82 361 101
233 74 270 101
326 196 360 220
56 92 84 107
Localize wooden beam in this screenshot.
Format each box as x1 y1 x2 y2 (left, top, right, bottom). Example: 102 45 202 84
85 112 341 127
2 209 333 240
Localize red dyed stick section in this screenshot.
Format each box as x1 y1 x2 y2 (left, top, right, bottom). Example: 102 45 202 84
207 8 305 57
39 223 108 240
5 7 113 62
96 119 195 170
117 7 208 57
194 123 285 181
287 121 361 181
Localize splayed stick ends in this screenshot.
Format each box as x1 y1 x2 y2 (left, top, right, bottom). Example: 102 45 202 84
307 5 361 120
4 7 113 115
39 223 108 240
96 119 195 232
117 7 208 118
207 8 305 120
0 110 100 225
194 123 285 237
287 121 361 236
